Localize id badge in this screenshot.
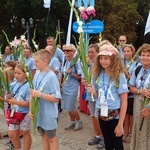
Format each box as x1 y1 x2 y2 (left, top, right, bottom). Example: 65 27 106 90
101 105 108 117
10 108 15 117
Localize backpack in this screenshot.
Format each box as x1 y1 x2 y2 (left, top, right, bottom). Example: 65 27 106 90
135 65 142 77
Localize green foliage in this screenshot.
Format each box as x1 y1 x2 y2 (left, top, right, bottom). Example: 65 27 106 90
95 0 142 43
0 0 149 51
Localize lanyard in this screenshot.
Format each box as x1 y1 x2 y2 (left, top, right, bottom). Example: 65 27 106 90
63 60 71 75
12 80 28 97
140 69 150 89
102 71 111 100
35 71 49 90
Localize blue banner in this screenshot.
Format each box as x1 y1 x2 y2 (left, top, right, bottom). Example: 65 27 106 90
73 20 104 34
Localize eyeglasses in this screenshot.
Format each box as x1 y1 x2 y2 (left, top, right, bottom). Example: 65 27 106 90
63 50 73 53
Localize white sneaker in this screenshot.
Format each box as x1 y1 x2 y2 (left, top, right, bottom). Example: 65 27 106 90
73 122 83 131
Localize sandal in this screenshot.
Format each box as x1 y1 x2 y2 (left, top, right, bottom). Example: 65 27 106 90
124 134 131 143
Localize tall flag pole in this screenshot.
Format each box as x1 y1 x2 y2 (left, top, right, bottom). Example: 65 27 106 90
66 0 75 45
144 11 150 36
44 0 51 43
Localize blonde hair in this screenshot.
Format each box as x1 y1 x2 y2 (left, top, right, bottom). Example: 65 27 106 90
62 44 77 51
88 44 99 52
34 49 51 64
15 63 26 73
123 44 136 53
92 46 124 81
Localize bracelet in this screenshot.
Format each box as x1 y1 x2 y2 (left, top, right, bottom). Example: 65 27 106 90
40 92 43 99
146 105 150 109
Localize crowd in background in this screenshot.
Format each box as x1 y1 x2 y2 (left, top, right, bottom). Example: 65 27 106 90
0 34 150 150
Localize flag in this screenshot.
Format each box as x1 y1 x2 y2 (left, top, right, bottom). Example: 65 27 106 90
144 12 150 36
66 0 75 45
43 0 51 8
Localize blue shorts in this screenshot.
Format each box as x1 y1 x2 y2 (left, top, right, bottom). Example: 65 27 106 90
61 94 77 111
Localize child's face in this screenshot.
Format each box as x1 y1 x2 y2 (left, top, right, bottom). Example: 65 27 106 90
34 56 46 70
99 55 111 69
123 47 134 59
24 49 31 58
14 67 26 83
140 51 150 66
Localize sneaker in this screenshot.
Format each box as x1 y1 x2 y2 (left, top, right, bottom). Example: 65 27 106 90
96 138 105 149
88 136 101 145
73 122 82 131
6 141 12 146
65 123 75 130
6 143 15 150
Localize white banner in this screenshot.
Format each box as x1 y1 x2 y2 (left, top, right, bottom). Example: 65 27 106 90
144 12 150 36
43 0 51 8
66 0 75 45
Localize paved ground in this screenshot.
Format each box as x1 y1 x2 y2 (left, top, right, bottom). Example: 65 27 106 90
0 109 130 150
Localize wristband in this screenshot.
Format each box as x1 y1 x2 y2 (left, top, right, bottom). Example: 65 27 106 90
146 105 150 109
40 92 43 99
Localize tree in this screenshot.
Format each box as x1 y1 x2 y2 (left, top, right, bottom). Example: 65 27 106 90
95 0 142 45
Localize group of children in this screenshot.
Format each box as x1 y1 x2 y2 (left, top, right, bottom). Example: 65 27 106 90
0 34 150 150
0 45 61 150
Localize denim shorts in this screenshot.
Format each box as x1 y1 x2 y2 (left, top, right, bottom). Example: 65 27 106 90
9 114 31 131
61 94 77 111
88 101 98 117
37 126 56 138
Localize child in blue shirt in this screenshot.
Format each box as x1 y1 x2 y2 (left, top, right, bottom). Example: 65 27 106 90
7 63 31 150
82 44 104 148
122 44 140 143
88 44 128 150
29 49 61 150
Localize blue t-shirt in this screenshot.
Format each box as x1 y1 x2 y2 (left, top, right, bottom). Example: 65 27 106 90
129 66 150 89
93 71 128 110
34 70 61 130
54 48 64 63
5 54 14 63
19 57 36 74
49 56 60 78
25 57 36 73
124 60 141 98
11 80 30 113
61 59 82 95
